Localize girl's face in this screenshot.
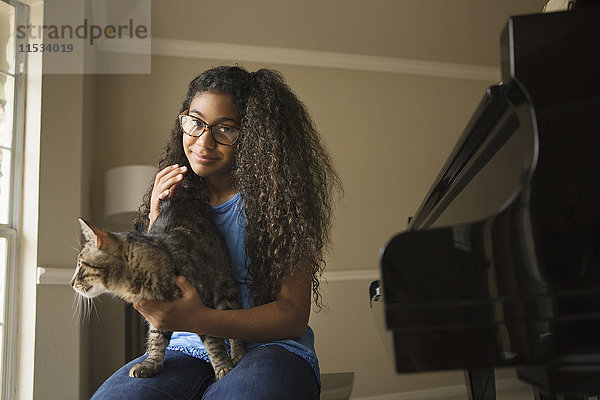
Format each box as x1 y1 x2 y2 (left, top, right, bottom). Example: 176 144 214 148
183 91 240 181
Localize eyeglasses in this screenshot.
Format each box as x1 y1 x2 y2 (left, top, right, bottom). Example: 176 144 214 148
179 110 241 146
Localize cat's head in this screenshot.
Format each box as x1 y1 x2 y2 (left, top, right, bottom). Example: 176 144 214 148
72 219 174 302
71 218 126 298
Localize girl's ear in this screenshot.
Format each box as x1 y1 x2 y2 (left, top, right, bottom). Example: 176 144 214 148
78 218 117 251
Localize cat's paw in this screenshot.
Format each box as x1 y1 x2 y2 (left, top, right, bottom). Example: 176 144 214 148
215 366 233 380
128 362 161 378
231 353 244 366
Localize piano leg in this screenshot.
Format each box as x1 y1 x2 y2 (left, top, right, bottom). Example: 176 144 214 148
464 368 496 400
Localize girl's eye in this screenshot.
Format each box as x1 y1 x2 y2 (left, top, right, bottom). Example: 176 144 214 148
194 119 207 128
216 125 234 134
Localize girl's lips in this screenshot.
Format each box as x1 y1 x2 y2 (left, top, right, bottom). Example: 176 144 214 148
191 151 219 164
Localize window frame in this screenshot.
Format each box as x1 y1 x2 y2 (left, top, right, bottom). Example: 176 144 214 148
0 0 27 399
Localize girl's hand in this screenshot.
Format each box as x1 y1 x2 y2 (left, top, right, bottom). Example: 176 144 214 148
134 276 211 333
149 164 187 225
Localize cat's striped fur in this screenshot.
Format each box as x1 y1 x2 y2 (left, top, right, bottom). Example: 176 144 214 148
71 196 245 379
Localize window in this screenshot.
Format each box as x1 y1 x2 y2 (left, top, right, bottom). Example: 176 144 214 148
0 0 26 399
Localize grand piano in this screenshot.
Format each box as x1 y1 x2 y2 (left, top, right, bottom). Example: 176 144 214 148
375 6 600 400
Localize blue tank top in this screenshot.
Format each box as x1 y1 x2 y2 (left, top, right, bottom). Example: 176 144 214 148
166 193 320 381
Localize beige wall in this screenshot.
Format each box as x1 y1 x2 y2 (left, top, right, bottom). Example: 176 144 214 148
26 0 552 399
85 58 495 398
34 72 86 400
151 0 548 67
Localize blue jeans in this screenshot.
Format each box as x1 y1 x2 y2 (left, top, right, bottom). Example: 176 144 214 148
91 346 320 399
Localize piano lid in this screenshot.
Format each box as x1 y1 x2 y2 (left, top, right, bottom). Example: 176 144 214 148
408 8 600 233
407 83 537 231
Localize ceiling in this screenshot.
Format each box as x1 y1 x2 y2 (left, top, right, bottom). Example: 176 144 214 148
152 0 549 67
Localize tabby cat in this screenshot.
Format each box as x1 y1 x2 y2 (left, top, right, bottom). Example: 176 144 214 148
71 196 245 379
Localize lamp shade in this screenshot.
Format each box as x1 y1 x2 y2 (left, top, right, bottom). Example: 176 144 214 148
104 165 156 225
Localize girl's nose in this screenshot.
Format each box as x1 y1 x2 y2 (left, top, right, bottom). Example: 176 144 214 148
196 128 216 149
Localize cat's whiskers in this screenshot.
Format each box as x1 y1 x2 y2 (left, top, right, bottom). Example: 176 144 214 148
71 291 100 324
85 296 93 322
71 293 80 323
90 296 101 322
72 293 87 324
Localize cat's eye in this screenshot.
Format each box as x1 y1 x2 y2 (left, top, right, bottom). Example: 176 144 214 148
76 260 103 270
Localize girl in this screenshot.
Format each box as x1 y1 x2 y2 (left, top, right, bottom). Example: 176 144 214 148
91 66 341 399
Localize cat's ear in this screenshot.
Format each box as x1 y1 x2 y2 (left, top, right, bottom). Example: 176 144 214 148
78 218 116 251
79 218 96 242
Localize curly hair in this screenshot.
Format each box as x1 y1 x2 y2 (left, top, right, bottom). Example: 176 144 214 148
137 65 342 307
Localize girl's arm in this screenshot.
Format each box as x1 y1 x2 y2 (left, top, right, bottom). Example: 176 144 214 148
135 268 313 341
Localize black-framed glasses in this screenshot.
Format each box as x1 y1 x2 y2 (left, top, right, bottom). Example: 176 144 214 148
179 110 241 146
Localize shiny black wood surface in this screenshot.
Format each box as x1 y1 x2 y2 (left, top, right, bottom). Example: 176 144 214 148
379 7 600 397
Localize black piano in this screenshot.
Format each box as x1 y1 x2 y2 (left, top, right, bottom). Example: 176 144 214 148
375 6 600 400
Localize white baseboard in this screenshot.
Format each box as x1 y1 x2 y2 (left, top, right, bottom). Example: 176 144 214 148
323 269 379 282
353 378 530 400
353 385 466 400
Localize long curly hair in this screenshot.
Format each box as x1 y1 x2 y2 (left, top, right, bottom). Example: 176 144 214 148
137 66 342 307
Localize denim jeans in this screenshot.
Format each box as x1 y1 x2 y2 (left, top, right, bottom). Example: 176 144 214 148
91 345 320 400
